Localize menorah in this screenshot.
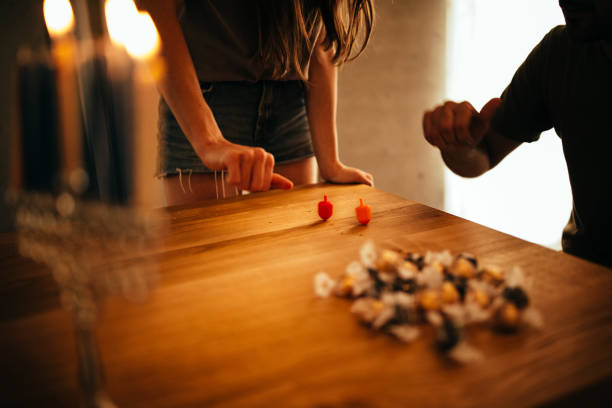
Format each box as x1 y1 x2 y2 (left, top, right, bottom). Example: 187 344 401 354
10 190 163 408
9 1 165 406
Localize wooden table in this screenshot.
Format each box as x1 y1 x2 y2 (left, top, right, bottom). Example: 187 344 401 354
1 184 611 407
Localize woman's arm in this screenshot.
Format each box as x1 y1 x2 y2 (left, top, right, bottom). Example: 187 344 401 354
140 0 292 191
305 38 373 186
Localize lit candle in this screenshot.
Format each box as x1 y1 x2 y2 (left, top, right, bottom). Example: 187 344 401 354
15 48 61 192
104 0 140 48
87 0 163 207
43 0 87 195
77 45 111 202
95 0 147 206
124 10 163 208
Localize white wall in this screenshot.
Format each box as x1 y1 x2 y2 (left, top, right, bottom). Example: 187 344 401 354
337 0 448 209
445 0 571 249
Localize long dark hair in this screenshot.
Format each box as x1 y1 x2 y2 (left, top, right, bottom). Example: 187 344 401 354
258 0 375 80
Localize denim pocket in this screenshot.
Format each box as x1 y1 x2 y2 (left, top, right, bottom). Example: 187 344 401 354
200 82 215 105
200 82 214 93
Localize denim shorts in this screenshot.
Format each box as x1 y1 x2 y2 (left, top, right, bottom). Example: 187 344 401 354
157 80 315 176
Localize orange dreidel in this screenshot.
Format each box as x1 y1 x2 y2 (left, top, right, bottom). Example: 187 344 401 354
318 194 333 220
355 198 372 225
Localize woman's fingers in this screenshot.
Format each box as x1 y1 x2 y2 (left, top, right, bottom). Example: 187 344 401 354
221 145 281 192
261 153 274 191
359 170 374 187
324 165 374 187
271 173 294 190
224 150 242 186
204 141 285 192
248 148 267 191
239 150 254 191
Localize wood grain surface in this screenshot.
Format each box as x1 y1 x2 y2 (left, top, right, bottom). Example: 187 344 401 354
1 184 611 407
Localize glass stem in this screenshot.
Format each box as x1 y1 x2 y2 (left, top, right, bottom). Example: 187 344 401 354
74 317 113 408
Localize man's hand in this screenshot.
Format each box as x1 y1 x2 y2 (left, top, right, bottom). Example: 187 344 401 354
423 98 501 150
195 139 293 191
421 97 522 178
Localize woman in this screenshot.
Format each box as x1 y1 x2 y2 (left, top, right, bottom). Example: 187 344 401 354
142 0 375 205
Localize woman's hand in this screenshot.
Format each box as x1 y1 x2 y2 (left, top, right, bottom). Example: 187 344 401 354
143 0 292 194
195 139 294 192
320 161 374 186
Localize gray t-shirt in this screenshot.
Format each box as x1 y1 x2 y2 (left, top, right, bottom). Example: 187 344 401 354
491 25 612 267
179 0 316 82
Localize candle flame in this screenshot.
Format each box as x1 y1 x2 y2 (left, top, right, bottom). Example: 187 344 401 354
124 12 161 60
104 0 139 46
43 0 75 37
104 0 160 60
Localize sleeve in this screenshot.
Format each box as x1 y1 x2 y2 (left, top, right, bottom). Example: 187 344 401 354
489 27 562 143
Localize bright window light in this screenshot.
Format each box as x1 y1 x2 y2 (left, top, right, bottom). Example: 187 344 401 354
445 0 571 249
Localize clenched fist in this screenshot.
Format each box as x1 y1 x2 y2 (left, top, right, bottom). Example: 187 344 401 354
422 98 501 150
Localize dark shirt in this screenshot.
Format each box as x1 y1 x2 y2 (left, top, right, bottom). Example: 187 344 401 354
491 25 612 268
180 0 316 82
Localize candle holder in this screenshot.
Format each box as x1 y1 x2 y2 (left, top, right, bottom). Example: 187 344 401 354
11 2 165 405
7 189 165 408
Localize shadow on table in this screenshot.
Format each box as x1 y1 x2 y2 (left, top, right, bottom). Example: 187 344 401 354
537 375 612 408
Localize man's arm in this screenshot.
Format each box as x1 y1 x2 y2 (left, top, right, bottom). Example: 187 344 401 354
423 27 563 178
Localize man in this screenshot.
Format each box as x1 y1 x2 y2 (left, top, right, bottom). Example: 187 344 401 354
423 0 612 267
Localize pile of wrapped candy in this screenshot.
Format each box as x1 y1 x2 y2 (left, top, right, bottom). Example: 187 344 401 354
314 241 543 363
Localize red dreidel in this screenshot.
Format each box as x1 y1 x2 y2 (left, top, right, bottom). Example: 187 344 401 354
318 194 333 220
355 198 372 225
